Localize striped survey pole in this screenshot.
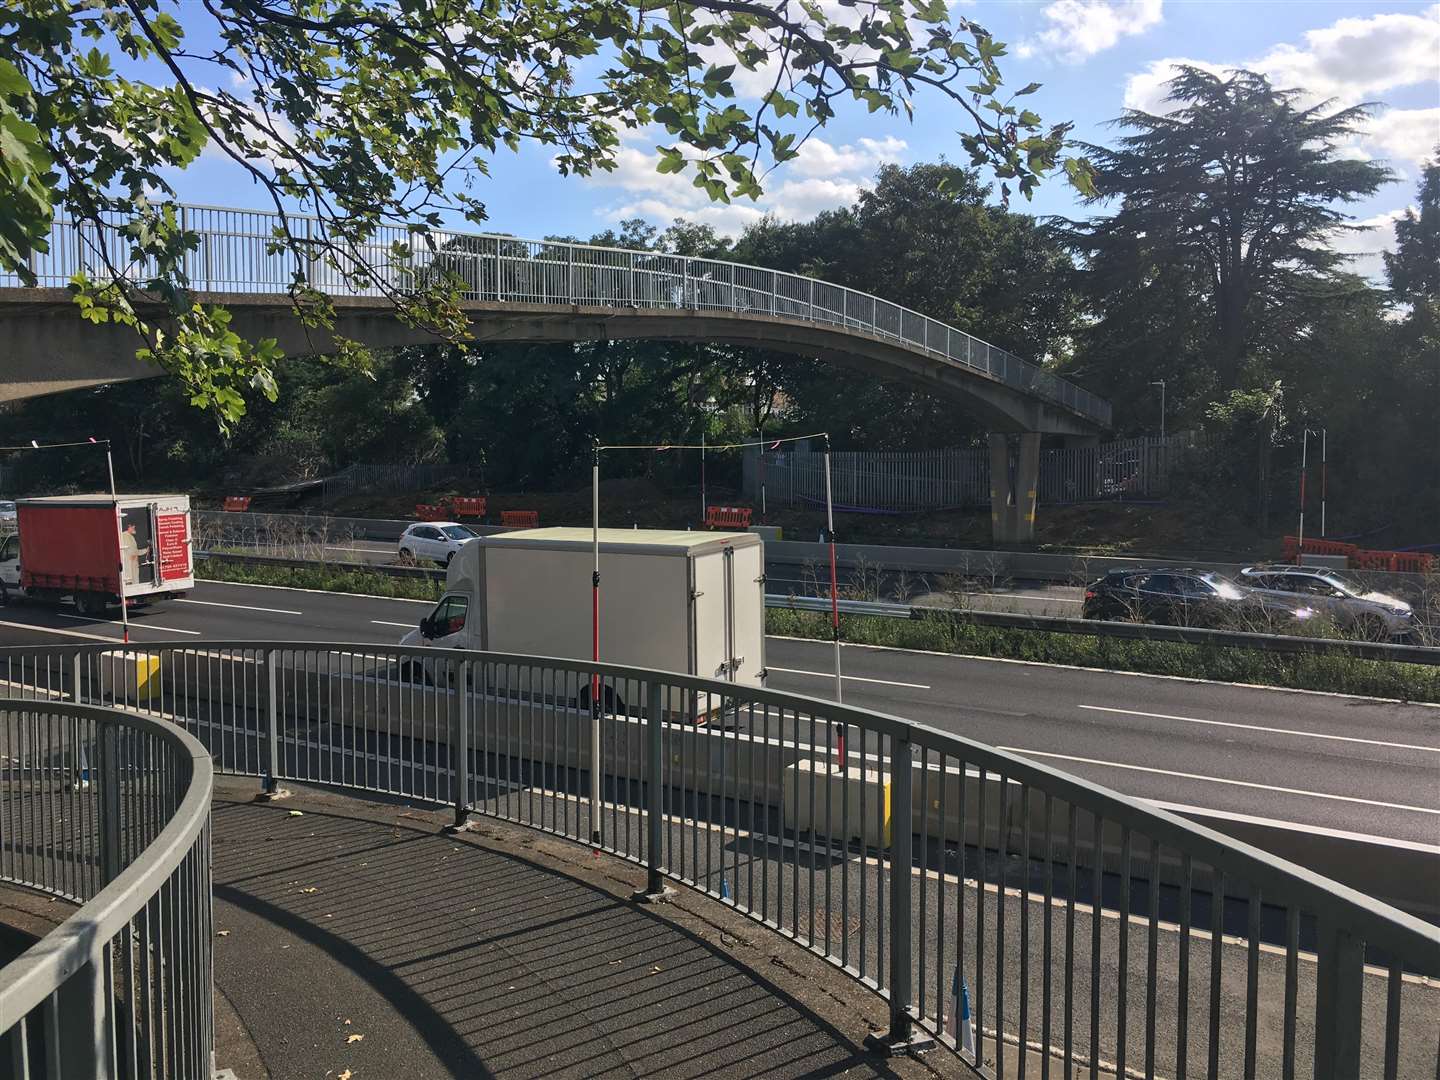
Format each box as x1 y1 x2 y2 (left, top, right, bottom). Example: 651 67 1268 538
948 968 975 1055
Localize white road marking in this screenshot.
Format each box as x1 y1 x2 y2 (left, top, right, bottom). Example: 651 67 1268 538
176 598 304 616
371 620 416 629
767 666 929 689
998 746 1440 817
52 613 202 635
769 635 1440 708
193 579 434 604
1150 799 1440 853
1078 704 1440 754
0 618 117 642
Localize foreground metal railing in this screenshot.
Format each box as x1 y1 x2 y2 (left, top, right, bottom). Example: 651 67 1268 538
6 204 1111 427
0 641 1434 1078
0 698 215 1079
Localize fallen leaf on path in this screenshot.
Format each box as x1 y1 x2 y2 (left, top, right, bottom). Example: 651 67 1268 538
649 966 662 974
288 810 304 817
216 930 230 937
299 887 319 894
346 1034 364 1044
338 1071 352 1080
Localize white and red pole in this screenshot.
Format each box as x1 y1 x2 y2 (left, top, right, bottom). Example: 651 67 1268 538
104 441 130 644
590 445 602 844
1320 428 1327 538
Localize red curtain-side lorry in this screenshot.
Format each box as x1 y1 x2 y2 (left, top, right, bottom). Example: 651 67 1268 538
0 494 195 613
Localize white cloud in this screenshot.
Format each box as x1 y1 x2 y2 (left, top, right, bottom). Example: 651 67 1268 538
1363 108 1440 170
1017 0 1164 63
587 131 909 236
1328 208 1409 279
1121 8 1440 169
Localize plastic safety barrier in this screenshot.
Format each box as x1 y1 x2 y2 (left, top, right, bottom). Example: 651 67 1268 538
1351 548 1434 573
500 510 539 528
222 496 252 512
704 506 753 530
451 496 487 518
1280 535 1356 560
414 503 450 521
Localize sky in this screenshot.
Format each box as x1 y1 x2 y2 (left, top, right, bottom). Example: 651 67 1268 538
158 1 1440 278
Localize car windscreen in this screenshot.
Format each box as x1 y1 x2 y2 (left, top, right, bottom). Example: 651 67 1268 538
1203 573 1246 600
1320 572 1363 596
441 525 477 540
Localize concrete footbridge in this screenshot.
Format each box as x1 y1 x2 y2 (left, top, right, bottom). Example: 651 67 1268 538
0 204 1112 540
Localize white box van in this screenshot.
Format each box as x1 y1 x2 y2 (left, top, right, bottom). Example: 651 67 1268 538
399 527 767 720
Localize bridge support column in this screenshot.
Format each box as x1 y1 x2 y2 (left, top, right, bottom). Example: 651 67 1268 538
988 433 1040 545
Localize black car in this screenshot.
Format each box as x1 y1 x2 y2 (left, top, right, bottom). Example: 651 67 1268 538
1082 568 1319 631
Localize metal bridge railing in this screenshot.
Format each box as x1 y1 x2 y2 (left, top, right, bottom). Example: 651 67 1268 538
0 697 215 1079
0 640 1433 1078
7 204 1112 427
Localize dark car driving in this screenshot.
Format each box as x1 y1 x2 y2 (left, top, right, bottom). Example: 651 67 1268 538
1082 568 1318 631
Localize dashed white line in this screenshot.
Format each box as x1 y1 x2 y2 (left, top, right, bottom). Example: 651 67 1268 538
998 746 1440 817
176 598 304 616
1078 704 1440 754
767 666 929 690
370 620 416 629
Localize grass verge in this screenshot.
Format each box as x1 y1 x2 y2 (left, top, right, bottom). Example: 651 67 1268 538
196 558 443 602
767 607 1440 703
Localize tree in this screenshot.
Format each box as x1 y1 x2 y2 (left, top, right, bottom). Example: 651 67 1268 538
1071 67 1392 397
1 1 1091 425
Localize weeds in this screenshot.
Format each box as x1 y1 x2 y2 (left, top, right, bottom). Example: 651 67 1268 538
196 558 442 602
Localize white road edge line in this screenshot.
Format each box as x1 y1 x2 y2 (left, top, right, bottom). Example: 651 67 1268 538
998 745 1440 817
768 666 929 690
0 618 117 642
1078 704 1440 754
52 613 202 636
371 620 416 629
175 598 304 616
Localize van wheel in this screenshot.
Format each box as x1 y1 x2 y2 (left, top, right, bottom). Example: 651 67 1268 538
445 551 455 566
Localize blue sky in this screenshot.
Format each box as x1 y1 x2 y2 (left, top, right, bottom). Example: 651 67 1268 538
161 1 1439 276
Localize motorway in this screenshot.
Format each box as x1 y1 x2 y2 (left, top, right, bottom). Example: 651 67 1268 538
0 578 1436 850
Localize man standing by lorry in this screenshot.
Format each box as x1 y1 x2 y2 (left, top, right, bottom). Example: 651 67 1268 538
119 521 149 586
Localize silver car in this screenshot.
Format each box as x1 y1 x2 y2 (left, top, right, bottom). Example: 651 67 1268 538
0 501 15 529
1238 565 1415 641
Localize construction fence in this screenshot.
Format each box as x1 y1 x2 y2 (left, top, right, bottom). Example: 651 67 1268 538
743 434 1193 513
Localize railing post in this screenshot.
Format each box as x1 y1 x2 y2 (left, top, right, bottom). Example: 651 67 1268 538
99 724 122 885
55 943 111 1079
568 246 575 304
808 278 814 321
1313 916 1364 1079
633 680 674 902
260 649 286 799
449 659 471 830
866 727 934 1054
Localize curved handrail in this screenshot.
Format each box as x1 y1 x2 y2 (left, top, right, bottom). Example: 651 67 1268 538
7 204 1112 427
0 700 213 1039
0 639 1434 1074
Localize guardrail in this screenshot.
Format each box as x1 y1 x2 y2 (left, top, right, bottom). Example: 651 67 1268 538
0 697 215 1078
9 204 1111 427
769 594 1440 665
0 641 1433 1078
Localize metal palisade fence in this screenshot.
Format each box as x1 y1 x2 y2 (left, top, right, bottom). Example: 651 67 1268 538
744 434 1192 513
9 204 1111 428
0 641 1435 1079
0 696 215 1079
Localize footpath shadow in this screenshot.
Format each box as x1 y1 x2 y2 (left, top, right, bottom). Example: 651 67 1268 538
209 795 916 1079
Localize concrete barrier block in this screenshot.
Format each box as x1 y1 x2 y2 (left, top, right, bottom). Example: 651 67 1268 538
784 759 890 847
749 525 783 543
98 650 162 703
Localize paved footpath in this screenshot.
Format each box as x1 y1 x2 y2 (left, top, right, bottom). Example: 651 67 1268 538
209 777 966 1080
